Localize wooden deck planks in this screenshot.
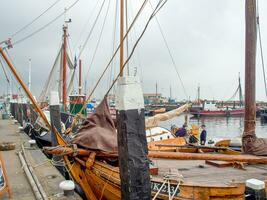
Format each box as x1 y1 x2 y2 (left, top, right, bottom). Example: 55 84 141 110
153 159 267 186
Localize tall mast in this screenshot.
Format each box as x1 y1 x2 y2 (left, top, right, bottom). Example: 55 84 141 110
119 0 124 77
62 25 68 112
243 0 257 141
79 59 82 95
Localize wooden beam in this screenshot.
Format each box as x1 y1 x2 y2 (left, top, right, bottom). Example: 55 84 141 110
148 151 267 164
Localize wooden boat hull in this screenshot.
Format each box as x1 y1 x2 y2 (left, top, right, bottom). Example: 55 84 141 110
48 132 267 199
75 159 258 200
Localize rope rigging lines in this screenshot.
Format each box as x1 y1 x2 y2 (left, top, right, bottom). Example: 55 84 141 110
11 0 63 38
148 0 188 100
256 0 267 98
65 0 168 133
12 0 80 46
84 0 111 84
77 0 106 60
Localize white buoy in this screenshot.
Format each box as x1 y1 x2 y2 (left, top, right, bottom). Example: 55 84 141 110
59 180 75 196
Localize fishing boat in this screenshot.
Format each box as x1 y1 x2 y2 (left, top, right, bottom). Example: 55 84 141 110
190 75 245 117
190 100 245 117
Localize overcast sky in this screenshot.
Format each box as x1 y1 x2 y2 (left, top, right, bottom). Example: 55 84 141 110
0 0 267 101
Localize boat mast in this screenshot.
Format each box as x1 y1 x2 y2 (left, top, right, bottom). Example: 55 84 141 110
197 84 200 104
243 0 257 143
62 24 68 112
119 0 124 77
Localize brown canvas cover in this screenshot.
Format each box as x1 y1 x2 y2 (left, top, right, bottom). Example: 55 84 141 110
242 134 267 156
71 97 118 153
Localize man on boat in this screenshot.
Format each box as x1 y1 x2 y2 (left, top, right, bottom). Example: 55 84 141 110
200 125 207 145
175 124 187 137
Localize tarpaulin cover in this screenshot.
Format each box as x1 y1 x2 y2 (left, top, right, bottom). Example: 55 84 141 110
242 135 267 156
71 97 118 153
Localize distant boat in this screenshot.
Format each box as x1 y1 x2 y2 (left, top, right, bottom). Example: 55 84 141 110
190 100 244 117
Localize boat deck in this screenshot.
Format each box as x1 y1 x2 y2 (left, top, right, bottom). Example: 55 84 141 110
153 158 267 186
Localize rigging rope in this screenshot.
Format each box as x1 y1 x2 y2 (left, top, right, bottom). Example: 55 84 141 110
148 0 188 99
84 0 111 82
77 0 106 59
11 0 63 38
227 85 240 101
108 0 119 91
73 0 100 51
0 57 10 83
256 0 267 98
65 0 151 133
106 0 168 96
12 0 80 46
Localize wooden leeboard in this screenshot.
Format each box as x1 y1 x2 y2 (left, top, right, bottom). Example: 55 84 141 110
0 152 12 198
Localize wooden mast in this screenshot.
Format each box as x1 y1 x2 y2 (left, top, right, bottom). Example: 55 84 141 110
119 0 124 76
0 48 51 129
62 25 68 112
244 0 257 139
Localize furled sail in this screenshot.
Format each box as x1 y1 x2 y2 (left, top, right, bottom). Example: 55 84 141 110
38 47 62 103
38 45 75 103
145 103 190 128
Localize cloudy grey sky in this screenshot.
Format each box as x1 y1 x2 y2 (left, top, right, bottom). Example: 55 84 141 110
0 0 267 101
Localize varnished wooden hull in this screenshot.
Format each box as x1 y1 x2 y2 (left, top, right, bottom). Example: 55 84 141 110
53 133 265 199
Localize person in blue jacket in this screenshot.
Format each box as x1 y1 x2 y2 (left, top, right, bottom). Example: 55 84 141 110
200 125 207 145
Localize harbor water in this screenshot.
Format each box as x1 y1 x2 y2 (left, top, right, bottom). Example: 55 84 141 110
160 114 267 140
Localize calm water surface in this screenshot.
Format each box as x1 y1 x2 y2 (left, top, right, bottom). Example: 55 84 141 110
160 114 267 140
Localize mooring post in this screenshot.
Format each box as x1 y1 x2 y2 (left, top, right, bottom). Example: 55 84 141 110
49 91 61 146
116 76 151 200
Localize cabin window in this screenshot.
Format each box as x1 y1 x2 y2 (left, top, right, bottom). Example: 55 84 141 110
160 137 162 140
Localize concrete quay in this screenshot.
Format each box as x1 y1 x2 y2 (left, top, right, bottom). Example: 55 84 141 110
0 118 81 200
